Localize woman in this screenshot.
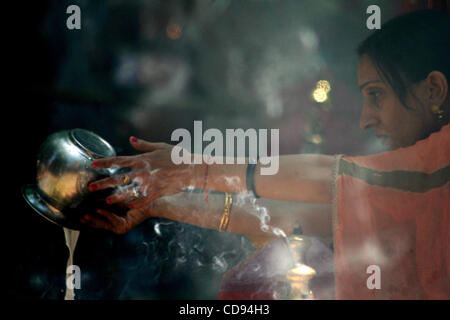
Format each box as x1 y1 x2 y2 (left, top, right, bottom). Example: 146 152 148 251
81 10 450 299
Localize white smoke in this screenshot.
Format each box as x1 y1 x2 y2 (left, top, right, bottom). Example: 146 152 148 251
235 192 288 240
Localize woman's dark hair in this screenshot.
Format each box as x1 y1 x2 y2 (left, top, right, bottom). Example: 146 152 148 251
357 9 450 110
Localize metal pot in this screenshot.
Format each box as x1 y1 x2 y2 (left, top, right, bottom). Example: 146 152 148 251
22 129 121 230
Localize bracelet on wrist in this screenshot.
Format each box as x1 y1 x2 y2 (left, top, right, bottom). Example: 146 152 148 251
246 158 260 198
218 193 233 232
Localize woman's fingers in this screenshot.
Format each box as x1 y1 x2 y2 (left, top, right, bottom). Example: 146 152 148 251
96 209 127 227
89 139 190 208
127 180 177 209
80 210 129 234
130 137 169 152
80 212 114 231
105 184 143 205
89 171 138 192
80 208 149 234
91 155 137 169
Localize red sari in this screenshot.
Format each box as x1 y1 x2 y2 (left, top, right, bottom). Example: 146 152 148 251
333 124 450 299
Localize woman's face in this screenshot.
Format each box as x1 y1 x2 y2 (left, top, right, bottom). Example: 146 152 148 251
358 55 435 150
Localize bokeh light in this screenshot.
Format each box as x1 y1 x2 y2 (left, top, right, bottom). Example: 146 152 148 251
312 80 331 103
316 80 331 93
166 24 182 40
312 88 328 103
311 134 323 144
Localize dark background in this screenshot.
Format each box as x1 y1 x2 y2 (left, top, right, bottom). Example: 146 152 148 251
8 0 431 300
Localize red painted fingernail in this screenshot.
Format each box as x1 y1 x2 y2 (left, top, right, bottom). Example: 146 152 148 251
89 184 98 192
106 197 113 205
91 161 98 168
131 136 138 143
83 215 91 221
128 204 134 209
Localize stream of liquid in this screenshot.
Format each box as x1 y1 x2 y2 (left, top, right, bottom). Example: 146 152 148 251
63 227 80 300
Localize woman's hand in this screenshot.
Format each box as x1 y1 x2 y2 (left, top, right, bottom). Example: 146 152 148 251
88 137 200 209
80 205 152 234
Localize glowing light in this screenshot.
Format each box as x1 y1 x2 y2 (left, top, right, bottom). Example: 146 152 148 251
311 134 323 144
312 88 328 103
166 24 182 40
316 80 331 93
312 80 331 103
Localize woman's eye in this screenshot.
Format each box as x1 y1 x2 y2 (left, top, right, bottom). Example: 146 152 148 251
364 90 383 109
368 91 381 98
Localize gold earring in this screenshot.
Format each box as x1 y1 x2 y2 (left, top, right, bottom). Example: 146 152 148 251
431 105 445 122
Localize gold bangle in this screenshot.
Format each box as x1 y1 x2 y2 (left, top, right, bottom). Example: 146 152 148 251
218 193 233 232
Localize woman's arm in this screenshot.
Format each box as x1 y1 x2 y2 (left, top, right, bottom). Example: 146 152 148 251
82 190 332 238
89 138 336 207
204 154 335 203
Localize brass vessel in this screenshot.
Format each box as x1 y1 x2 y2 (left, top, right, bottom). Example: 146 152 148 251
280 235 317 300
22 129 120 229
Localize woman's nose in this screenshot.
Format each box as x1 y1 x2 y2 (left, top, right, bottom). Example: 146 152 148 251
359 103 379 130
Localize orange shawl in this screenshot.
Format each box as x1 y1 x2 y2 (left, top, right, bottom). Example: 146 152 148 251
333 124 450 299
